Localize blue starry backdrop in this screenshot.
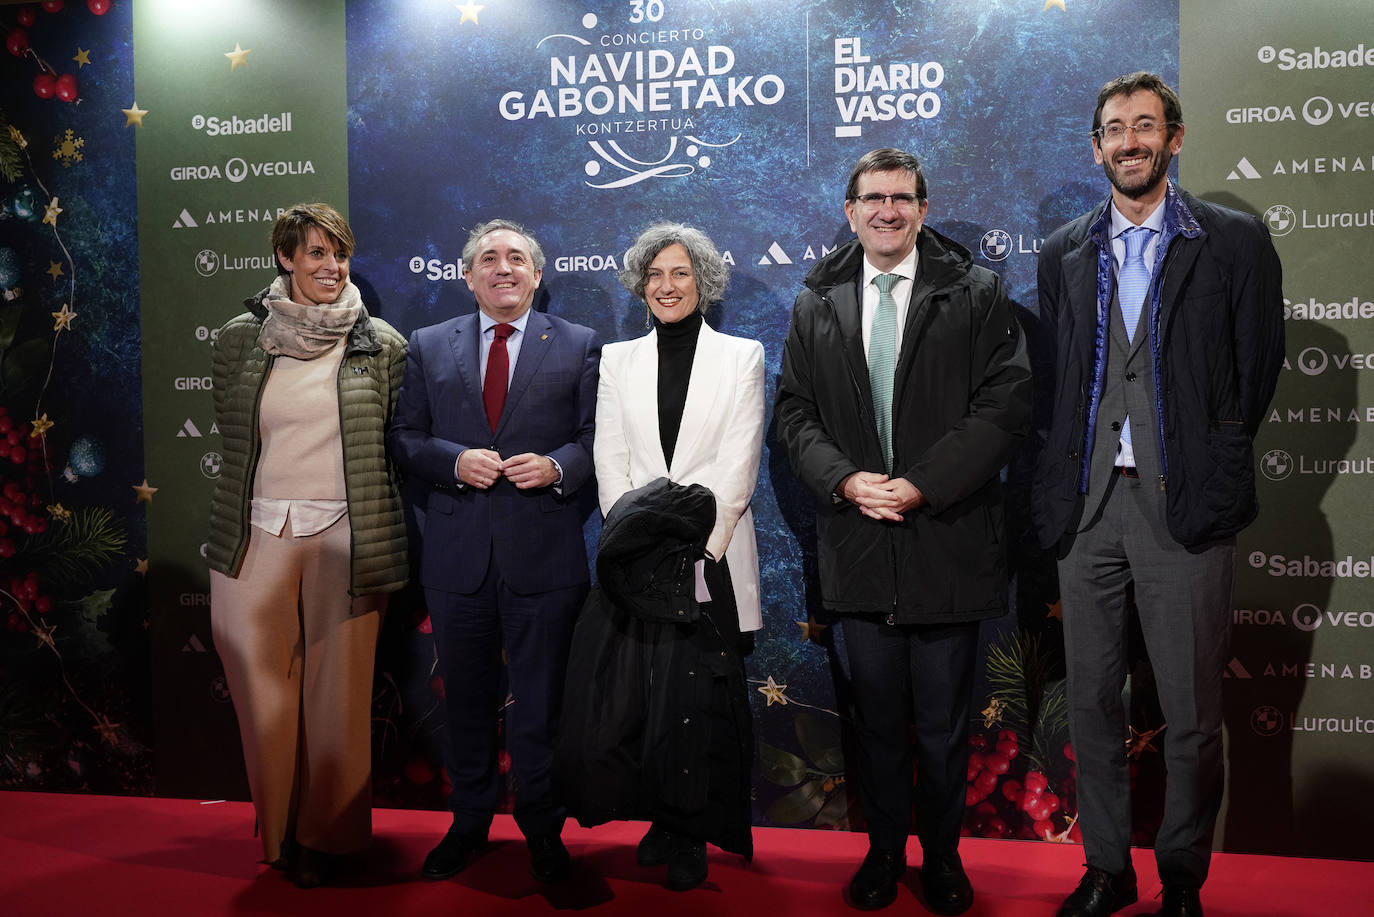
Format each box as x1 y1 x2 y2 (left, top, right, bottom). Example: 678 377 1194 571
13 0 1361 863
345 0 1180 847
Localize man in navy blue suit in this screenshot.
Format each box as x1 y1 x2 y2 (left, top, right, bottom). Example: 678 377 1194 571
389 219 601 883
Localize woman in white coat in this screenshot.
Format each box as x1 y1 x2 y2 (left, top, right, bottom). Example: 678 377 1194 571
594 222 765 890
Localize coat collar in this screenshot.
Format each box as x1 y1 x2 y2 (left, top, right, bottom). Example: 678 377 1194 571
620 321 725 480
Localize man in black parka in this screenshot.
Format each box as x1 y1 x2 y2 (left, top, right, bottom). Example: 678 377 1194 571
775 148 1032 914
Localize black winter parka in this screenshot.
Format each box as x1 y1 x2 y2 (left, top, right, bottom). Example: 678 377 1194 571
774 230 1032 623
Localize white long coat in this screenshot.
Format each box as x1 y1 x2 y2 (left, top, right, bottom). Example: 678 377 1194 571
594 321 765 632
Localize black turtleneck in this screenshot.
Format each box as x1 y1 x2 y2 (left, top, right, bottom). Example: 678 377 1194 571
654 310 703 469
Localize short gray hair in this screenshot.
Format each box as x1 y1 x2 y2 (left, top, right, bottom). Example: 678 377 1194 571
461 219 545 271
618 222 729 310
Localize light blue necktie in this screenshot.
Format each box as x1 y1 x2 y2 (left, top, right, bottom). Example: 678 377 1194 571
1117 226 1153 452
869 273 900 473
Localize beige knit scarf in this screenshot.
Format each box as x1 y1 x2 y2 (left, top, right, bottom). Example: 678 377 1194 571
257 273 362 359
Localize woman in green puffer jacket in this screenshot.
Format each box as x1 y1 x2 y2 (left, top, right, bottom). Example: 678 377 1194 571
206 202 407 888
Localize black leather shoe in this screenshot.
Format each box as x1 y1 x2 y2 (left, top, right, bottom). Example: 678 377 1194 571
1056 865 1138 917
1157 886 1204 917
921 852 974 915
528 833 571 883
637 823 677 867
665 838 708 891
292 846 340 889
422 829 483 880
848 847 906 910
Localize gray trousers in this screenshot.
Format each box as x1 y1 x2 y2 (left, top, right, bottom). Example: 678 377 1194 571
1057 470 1233 887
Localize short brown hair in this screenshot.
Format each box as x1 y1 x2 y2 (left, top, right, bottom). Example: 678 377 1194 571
844 148 928 202
272 203 355 275
1092 71 1183 140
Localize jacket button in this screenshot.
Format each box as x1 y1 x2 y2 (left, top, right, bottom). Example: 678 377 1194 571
1126 372 1137 382
1111 421 1121 431
682 717 691 725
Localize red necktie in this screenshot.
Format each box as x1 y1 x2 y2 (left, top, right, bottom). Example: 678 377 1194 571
483 323 515 431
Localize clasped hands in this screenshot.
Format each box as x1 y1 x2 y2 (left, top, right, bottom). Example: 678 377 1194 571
458 449 557 490
840 471 925 522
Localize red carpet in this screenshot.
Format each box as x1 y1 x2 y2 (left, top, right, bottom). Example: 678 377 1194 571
2 791 1368 916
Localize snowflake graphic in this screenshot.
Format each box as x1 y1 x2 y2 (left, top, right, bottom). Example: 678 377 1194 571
52 129 85 167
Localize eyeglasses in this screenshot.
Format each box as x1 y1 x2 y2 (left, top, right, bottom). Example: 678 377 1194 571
1093 119 1177 143
851 192 923 211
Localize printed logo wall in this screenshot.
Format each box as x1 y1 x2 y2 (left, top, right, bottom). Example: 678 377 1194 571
345 0 1181 843
134 0 348 797
129 0 1370 858
1182 0 1374 858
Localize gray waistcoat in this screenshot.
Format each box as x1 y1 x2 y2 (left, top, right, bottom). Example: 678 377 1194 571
1077 289 1167 535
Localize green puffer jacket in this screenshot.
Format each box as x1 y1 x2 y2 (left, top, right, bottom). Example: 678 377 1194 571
206 284 409 595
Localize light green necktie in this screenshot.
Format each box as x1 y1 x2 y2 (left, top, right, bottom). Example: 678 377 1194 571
869 273 900 473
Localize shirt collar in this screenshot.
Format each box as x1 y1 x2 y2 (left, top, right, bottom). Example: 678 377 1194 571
1109 198 1166 239
860 245 919 288
479 308 532 335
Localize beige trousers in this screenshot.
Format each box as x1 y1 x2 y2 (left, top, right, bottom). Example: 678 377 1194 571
210 513 385 860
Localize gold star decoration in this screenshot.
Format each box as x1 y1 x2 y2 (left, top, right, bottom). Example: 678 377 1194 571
47 261 64 281
51 303 76 331
1126 724 1167 759
135 558 149 576
30 414 54 437
8 124 28 149
795 619 829 643
457 2 484 24
43 196 63 227
122 101 148 127
94 715 121 747
34 622 58 650
224 42 251 69
757 675 790 707
1044 0 1067 10
1046 599 1063 621
981 696 1006 727
73 48 91 68
133 479 158 504
48 503 72 522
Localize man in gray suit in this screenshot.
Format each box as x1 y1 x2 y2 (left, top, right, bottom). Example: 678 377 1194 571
1034 73 1284 917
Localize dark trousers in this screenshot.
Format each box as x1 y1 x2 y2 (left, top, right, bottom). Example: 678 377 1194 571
427 553 585 841
1058 471 1233 887
841 616 980 856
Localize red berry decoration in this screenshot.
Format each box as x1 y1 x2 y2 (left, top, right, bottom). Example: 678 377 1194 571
54 73 78 102
17 5 37 26
33 73 56 99
6 28 29 57
41 0 64 11
88 0 110 13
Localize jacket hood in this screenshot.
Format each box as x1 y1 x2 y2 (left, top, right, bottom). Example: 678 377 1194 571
803 226 976 294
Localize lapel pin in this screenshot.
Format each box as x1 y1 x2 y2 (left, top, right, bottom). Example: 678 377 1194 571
540 334 549 341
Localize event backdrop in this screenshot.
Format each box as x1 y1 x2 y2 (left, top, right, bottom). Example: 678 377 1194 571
1180 0 1374 858
2 0 1371 861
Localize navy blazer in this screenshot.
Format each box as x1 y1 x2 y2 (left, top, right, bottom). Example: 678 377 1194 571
388 309 602 595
